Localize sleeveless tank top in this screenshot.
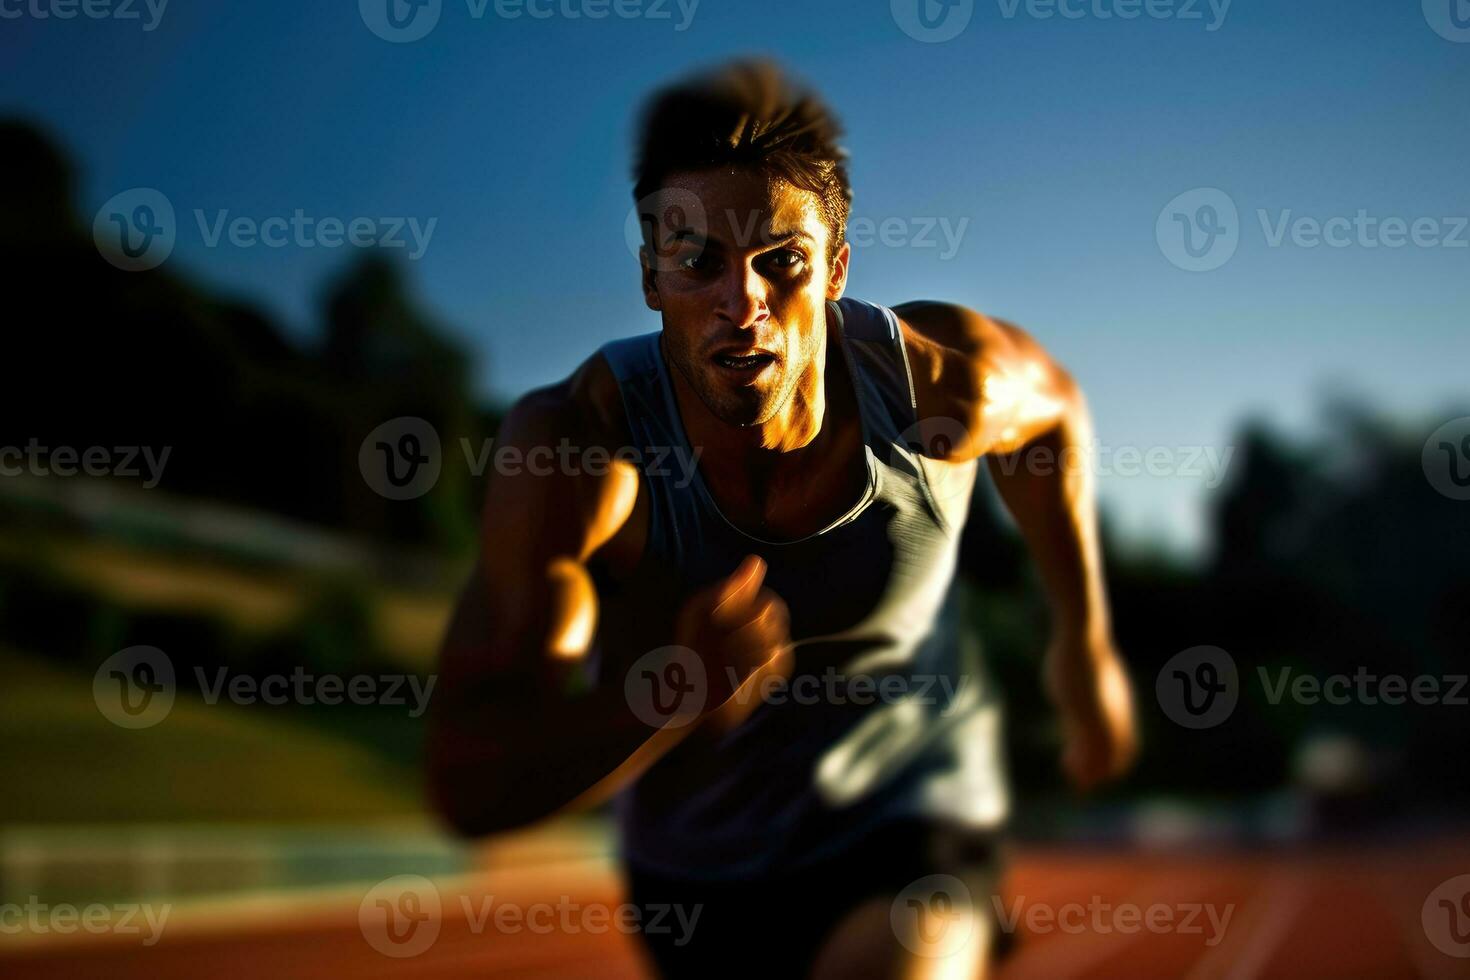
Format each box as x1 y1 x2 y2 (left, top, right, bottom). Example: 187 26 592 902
591 296 1010 880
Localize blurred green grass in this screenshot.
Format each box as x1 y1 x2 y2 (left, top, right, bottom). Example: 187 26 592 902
0 647 424 824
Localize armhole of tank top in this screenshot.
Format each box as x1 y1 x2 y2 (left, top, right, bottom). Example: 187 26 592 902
876 302 966 536
591 342 664 580
877 302 922 433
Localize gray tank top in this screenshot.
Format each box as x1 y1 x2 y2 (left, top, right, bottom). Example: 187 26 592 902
593 296 1009 879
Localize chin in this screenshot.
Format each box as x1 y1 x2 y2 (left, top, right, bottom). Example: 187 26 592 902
696 384 773 428
709 394 771 428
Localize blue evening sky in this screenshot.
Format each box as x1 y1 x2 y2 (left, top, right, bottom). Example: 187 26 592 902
4 0 1467 553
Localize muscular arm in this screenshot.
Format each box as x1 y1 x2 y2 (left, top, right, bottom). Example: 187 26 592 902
424 368 692 837
894 302 1107 638
894 300 1136 788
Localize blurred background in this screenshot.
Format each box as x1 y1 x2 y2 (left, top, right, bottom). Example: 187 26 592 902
2 0 1468 976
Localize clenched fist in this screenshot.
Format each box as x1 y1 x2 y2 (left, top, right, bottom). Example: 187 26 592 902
674 555 793 734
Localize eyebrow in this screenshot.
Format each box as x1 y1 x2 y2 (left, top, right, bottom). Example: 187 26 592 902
670 227 818 249
766 228 817 246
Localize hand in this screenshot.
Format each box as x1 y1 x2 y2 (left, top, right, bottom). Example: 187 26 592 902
673 555 793 734
1042 634 1138 792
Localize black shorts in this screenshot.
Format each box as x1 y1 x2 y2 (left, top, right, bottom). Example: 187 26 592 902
620 817 1009 980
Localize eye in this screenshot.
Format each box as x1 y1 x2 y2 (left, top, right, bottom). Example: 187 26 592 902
765 249 806 272
676 248 716 273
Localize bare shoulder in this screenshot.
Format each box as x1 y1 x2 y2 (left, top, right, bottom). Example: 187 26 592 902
891 300 1015 355
887 301 1000 435
888 301 1073 459
486 349 643 569
891 299 1060 382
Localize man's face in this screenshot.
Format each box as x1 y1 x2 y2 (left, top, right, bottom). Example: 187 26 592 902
639 167 848 428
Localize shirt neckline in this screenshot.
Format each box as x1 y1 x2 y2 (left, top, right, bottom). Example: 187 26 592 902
652 298 880 547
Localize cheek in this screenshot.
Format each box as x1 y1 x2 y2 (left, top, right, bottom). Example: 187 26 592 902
656 276 705 305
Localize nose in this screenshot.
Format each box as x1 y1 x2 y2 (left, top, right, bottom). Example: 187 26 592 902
714 261 770 331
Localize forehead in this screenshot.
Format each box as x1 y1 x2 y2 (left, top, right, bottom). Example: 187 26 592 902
656 167 828 246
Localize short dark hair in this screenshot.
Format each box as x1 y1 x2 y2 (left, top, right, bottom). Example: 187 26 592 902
631 58 853 260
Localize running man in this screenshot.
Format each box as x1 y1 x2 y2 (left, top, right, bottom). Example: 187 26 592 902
428 59 1137 979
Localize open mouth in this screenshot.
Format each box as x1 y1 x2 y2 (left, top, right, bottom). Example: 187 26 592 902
711 351 776 374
